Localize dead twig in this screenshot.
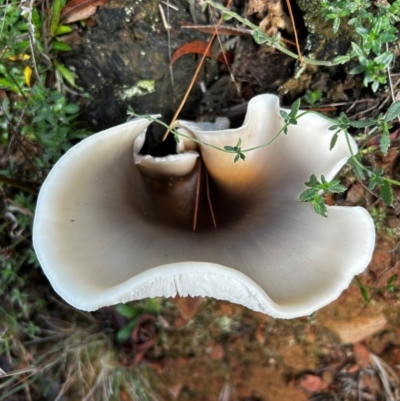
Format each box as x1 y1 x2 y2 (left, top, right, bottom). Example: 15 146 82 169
284 0 303 66
163 0 233 141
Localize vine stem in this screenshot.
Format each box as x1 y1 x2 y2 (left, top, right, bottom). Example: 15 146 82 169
385 178 400 186
205 0 347 67
130 111 310 157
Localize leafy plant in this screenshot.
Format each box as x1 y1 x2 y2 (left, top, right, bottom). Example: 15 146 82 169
115 299 161 342
356 274 400 304
304 90 322 107
131 94 400 218
224 138 246 162
299 175 347 217
0 0 76 94
206 0 400 92
322 0 400 91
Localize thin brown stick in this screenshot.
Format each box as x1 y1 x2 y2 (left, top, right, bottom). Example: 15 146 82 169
205 170 217 229
159 3 171 30
163 0 233 141
192 161 202 231
285 0 303 67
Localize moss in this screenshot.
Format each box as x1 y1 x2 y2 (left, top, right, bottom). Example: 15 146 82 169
119 80 156 100
295 0 321 16
293 0 353 59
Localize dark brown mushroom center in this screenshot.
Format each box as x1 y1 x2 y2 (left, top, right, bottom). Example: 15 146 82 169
135 159 252 232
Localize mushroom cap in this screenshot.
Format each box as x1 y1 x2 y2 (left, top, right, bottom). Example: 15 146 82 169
33 94 375 318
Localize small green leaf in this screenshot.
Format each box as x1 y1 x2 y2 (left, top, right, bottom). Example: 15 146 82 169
234 154 239 163
387 275 397 293
351 42 364 57
115 303 142 319
280 110 289 121
50 0 66 36
224 146 234 151
52 41 73 52
380 33 397 43
380 130 390 155
54 25 73 35
63 104 80 114
305 174 319 187
350 119 375 128
368 168 384 190
375 51 393 68
333 55 350 64
53 60 82 90
349 65 366 75
32 8 42 30
328 181 346 193
312 196 328 217
355 26 369 36
116 318 139 342
338 112 350 125
333 17 340 33
290 98 301 118
384 100 400 122
143 298 161 313
380 179 393 206
330 132 338 150
359 284 371 303
299 187 319 202
0 78 22 94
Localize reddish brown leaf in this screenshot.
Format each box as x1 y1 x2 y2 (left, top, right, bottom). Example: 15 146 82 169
170 41 233 66
60 0 108 24
353 343 371 369
216 50 234 65
368 130 399 146
170 41 213 66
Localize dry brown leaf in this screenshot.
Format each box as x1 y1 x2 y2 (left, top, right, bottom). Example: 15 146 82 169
60 0 109 24
353 343 371 369
170 40 233 66
170 40 212 66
